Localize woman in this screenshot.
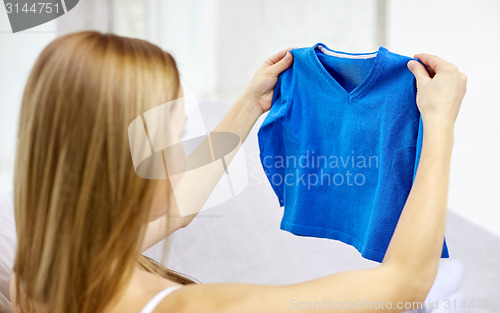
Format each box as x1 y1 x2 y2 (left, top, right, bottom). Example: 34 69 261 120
10 31 466 313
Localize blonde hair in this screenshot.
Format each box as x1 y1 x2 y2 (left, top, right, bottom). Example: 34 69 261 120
13 31 197 313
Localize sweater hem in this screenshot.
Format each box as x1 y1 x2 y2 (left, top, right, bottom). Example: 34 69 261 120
280 220 449 263
280 220 386 263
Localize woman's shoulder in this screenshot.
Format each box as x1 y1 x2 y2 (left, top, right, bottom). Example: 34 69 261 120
105 268 184 313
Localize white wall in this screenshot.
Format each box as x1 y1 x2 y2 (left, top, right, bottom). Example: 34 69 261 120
0 7 57 190
214 0 381 101
387 0 500 236
107 0 218 101
151 0 218 100
112 0 381 110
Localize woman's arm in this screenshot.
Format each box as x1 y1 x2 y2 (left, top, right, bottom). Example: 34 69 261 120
381 53 467 292
140 48 295 252
165 53 467 313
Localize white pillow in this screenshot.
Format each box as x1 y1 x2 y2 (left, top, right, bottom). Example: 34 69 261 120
0 187 16 313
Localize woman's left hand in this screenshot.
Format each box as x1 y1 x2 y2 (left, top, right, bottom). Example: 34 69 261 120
242 47 296 114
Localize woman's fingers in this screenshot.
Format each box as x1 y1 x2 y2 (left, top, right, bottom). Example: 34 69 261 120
263 47 298 77
267 51 294 76
414 53 456 74
407 59 431 85
408 52 466 128
424 63 436 78
265 47 298 66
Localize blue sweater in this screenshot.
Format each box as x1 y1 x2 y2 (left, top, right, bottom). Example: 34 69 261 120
257 43 449 262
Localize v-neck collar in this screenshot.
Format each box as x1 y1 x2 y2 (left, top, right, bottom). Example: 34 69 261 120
309 43 387 103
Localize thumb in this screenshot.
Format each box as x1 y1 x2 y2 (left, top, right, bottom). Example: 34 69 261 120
268 51 293 76
407 60 430 85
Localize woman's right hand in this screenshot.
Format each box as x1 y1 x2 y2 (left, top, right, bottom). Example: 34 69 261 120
407 54 467 130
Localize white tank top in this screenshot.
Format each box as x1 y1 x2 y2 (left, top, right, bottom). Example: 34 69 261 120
139 285 182 313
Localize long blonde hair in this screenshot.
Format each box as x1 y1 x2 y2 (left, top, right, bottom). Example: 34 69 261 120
13 31 197 313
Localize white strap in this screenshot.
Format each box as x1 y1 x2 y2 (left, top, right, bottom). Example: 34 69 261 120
140 285 181 313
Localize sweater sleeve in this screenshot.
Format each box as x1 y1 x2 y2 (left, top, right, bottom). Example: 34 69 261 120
257 64 294 207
